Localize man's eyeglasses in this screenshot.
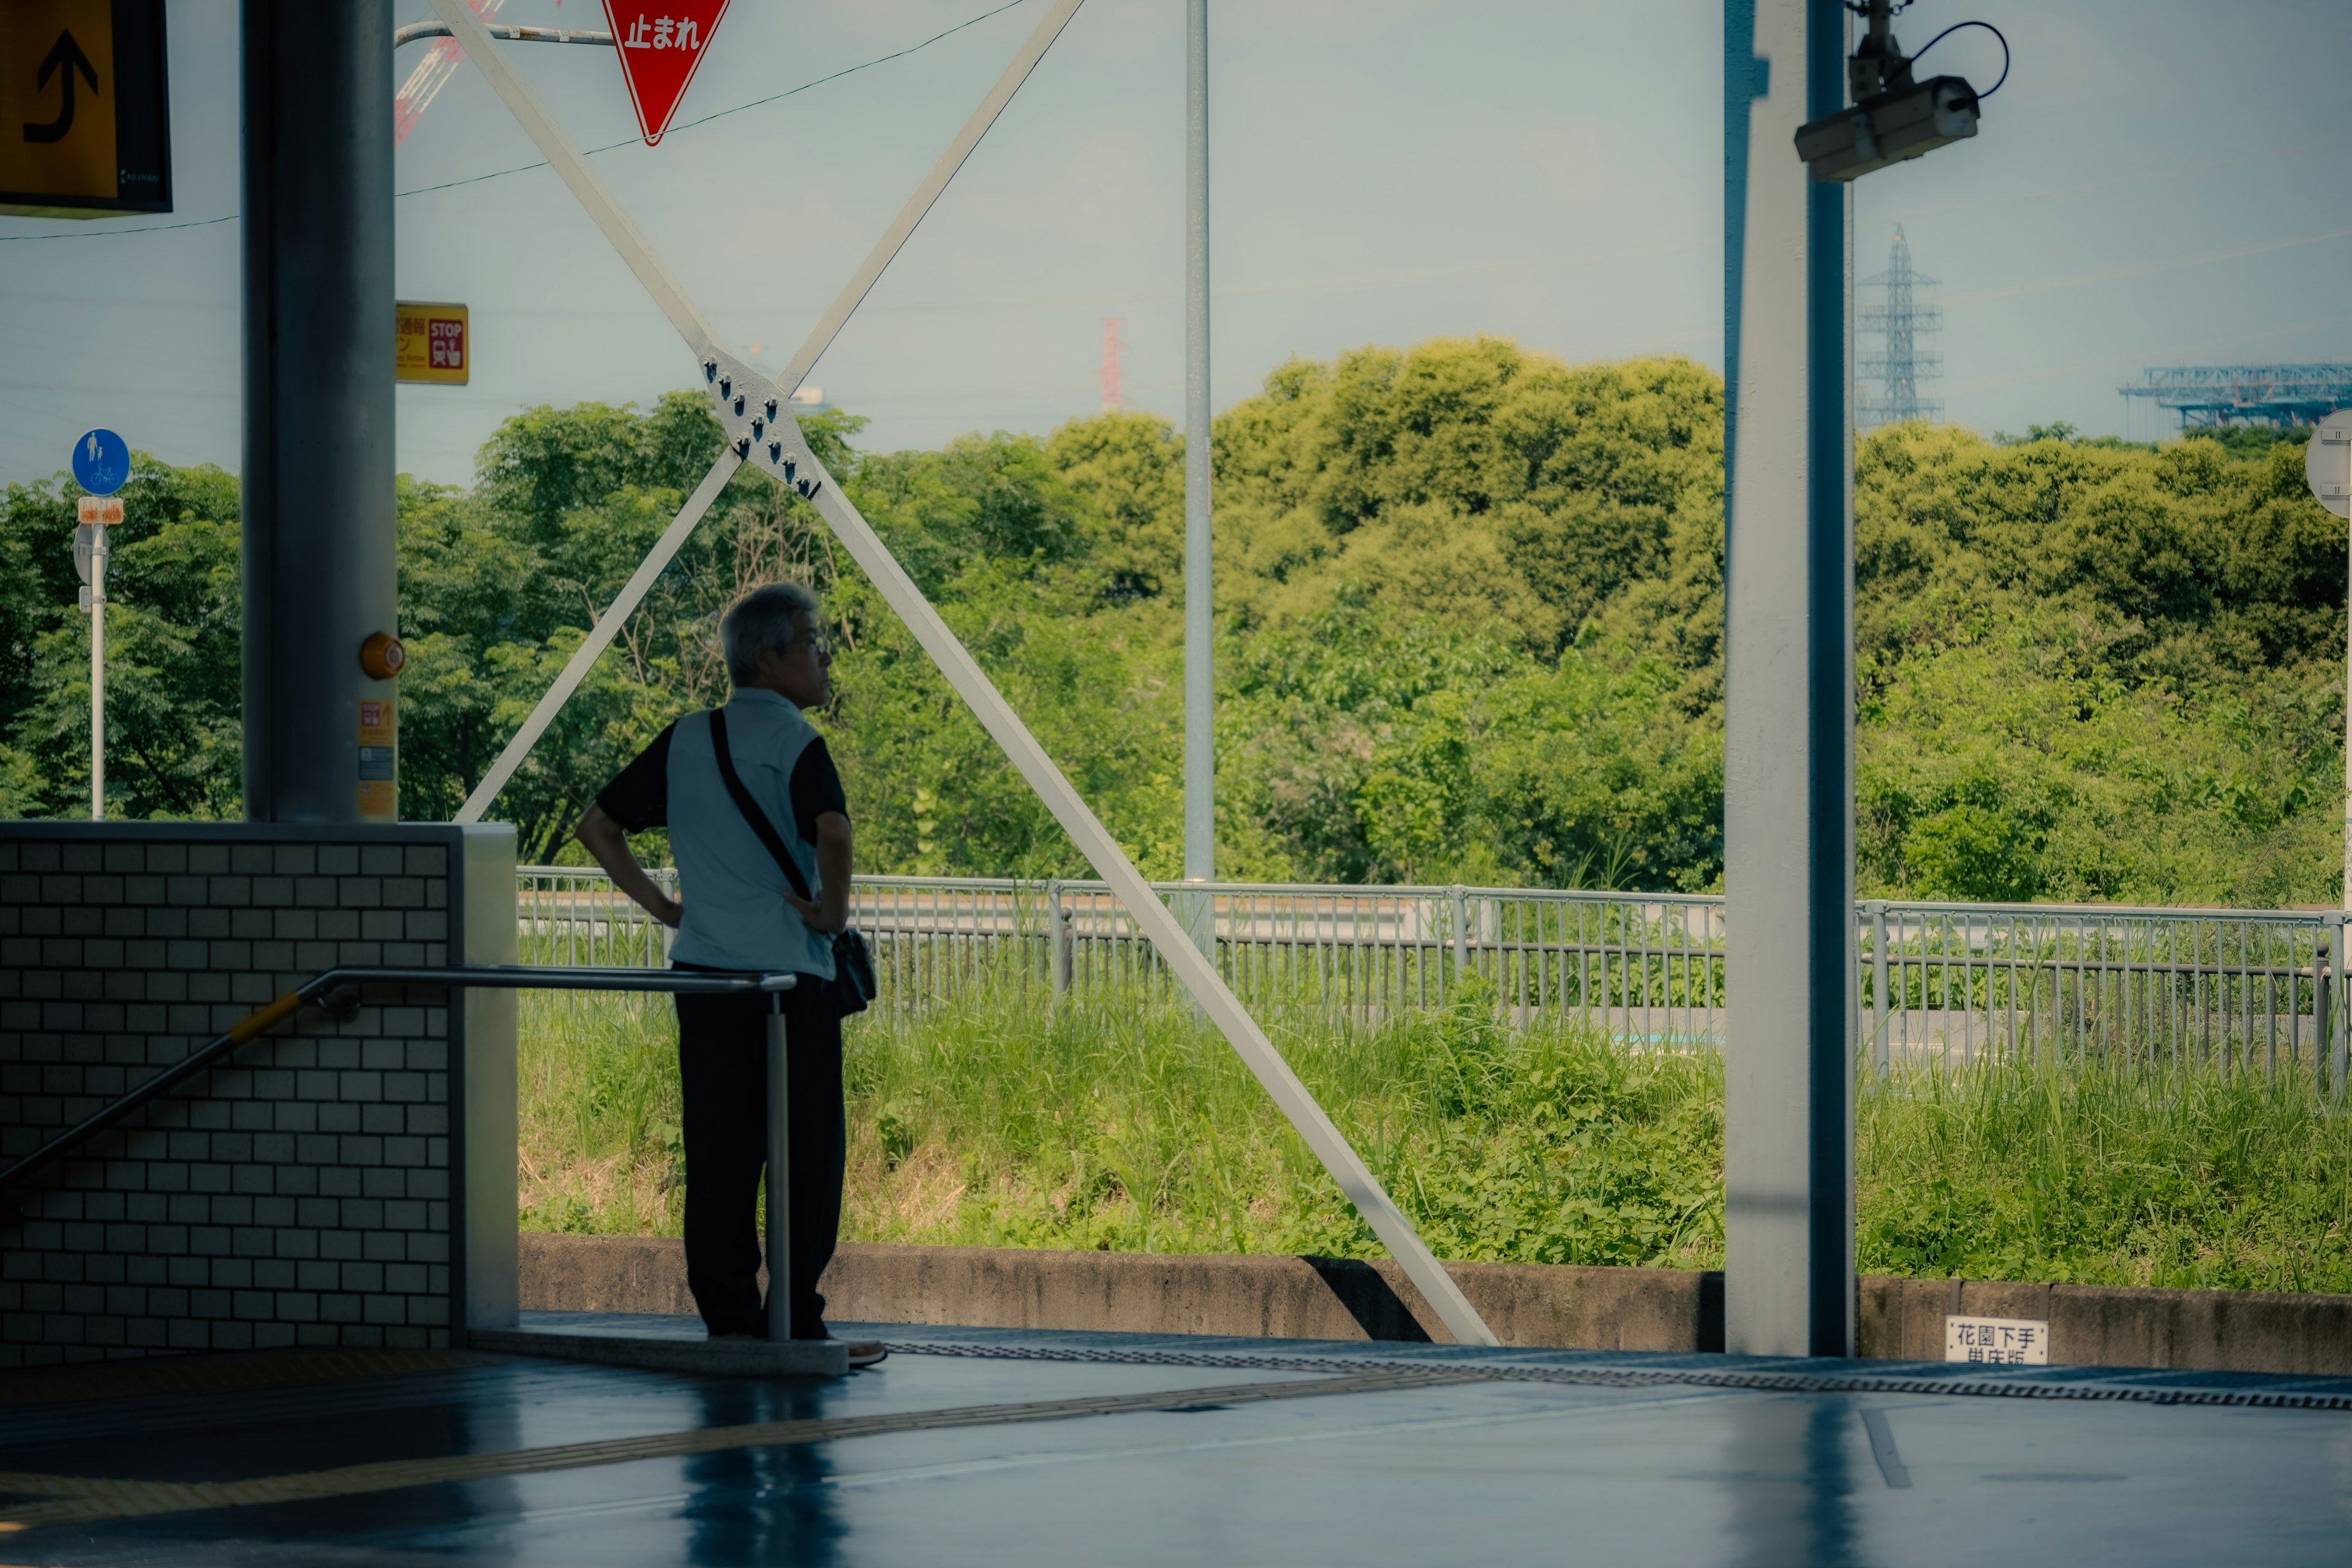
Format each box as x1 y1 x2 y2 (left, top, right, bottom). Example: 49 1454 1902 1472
794 627 833 657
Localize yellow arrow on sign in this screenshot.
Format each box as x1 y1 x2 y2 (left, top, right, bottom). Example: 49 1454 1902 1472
23 26 99 144
0 2 115 201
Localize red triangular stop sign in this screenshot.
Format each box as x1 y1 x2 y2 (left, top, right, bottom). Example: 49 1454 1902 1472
600 1 731 145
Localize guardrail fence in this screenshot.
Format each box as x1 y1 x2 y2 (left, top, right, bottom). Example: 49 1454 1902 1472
520 865 679 971
517 869 2349 1084
1858 900 2339 1080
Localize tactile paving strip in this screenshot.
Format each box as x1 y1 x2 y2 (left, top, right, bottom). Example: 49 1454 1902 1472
879 1340 2352 1411
0 1363 1480 1532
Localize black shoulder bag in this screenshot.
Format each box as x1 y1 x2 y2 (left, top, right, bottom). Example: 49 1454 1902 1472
708 707 875 1016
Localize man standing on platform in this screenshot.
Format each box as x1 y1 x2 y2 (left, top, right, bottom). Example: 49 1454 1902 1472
575 582 879 1363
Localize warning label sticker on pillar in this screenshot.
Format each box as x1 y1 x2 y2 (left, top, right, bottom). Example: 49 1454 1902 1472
358 698 397 818
601 1 729 145
396 302 469 386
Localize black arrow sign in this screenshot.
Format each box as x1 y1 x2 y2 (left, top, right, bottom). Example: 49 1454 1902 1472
23 30 100 146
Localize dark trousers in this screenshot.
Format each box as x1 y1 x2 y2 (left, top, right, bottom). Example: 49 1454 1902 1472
674 967 844 1338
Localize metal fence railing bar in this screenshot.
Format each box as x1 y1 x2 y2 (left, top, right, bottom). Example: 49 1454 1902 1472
516 869 2351 1087
518 865 677 979
1856 900 2342 1085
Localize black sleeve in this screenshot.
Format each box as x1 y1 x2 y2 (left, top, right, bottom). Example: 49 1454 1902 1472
595 723 674 832
789 737 848 845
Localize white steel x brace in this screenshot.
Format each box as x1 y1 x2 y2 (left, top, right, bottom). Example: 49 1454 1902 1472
454 0 1085 828
429 0 1498 1346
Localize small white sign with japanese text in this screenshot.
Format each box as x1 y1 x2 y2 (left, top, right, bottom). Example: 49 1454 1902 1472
1945 1314 2049 1365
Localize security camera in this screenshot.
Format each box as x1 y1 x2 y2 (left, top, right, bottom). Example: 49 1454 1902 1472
1795 1 2003 183
1796 76 1978 182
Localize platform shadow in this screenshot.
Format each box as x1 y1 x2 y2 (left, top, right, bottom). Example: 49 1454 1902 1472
1299 1256 1434 1342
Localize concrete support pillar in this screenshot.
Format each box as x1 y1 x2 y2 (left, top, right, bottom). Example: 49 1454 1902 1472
460 824 521 1334
1722 0 1856 1358
241 0 399 823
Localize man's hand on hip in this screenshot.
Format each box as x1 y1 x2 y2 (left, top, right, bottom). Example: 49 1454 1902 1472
576 802 684 928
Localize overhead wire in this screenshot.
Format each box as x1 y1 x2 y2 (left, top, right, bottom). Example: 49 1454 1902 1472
0 0 1036 243
0 213 235 243
396 0 1032 198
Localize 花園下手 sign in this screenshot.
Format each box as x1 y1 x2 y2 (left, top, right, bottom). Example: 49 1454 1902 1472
1945 1314 2050 1366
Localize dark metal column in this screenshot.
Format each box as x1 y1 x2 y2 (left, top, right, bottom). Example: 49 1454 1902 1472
242 0 398 823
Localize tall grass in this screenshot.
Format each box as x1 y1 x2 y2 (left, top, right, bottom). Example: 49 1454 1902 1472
518 992 685 1236
1858 1055 2352 1291
518 979 2352 1291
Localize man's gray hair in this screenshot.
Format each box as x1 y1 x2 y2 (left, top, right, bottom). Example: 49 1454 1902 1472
721 581 821 684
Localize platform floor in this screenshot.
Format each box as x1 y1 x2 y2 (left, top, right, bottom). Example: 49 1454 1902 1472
3 1313 2349 1565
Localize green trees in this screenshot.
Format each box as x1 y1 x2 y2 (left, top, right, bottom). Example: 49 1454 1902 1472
1852 423 2339 904
1210 340 1724 663
1204 339 1728 886
1215 606 1719 888
0 334 2337 904
0 459 243 819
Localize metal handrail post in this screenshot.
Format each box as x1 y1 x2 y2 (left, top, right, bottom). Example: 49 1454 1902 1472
2333 915 2349 1104
1868 900 1890 1072
1450 885 1470 984
2321 919 2337 1097
1047 878 1068 1011
766 989 793 1341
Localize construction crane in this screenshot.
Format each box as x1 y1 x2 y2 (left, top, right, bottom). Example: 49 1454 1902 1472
2118 366 2352 431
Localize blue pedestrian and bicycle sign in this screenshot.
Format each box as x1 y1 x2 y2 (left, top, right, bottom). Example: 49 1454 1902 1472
71 429 129 497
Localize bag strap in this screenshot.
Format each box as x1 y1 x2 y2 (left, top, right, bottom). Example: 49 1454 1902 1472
708 706 815 902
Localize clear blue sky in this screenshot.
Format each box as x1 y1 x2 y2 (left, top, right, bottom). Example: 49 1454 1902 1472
2 0 2346 486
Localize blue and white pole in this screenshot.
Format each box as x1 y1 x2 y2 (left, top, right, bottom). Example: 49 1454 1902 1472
70 428 130 821
1723 0 1857 1358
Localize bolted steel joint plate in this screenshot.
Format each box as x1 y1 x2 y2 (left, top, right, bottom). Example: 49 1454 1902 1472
701 350 825 505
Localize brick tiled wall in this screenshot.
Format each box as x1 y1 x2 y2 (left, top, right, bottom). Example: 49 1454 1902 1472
0 824 515 1367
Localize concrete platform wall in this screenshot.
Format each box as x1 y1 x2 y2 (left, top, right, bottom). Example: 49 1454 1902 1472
522 1233 2352 1377
0 823 514 1367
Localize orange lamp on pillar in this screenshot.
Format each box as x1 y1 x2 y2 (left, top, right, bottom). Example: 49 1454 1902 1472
359 631 407 680
357 632 404 818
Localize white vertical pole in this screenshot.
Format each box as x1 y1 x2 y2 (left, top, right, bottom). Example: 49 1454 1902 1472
89 527 107 822
1183 0 1213 902
1723 0 1855 1359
